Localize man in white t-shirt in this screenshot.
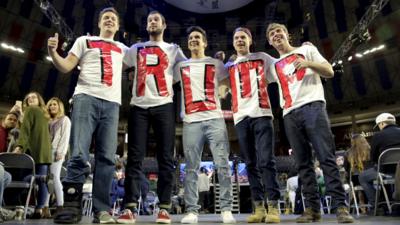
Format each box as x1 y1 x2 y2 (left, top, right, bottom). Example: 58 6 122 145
224 27 281 223
117 11 186 224
47 7 126 224
173 26 235 224
266 23 354 223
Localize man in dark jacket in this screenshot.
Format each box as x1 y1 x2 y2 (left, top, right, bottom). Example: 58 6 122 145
359 113 400 211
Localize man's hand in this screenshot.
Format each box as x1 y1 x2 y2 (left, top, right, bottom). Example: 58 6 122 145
293 57 309 70
48 33 59 53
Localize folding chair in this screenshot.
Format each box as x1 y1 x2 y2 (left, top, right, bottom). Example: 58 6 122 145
374 148 400 215
347 170 370 216
0 153 35 220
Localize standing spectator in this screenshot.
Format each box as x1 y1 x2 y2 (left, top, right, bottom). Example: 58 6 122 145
44 97 71 217
13 91 52 219
47 7 127 224
0 112 19 152
267 23 353 223
118 10 186 224
359 113 400 212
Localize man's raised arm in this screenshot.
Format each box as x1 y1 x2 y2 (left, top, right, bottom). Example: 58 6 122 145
47 33 79 73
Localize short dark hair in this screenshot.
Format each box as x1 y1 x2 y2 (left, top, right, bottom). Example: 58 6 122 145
7 111 20 120
186 26 207 43
234 27 252 40
98 7 119 23
148 10 166 25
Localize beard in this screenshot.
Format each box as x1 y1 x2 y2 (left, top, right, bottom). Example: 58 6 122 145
148 28 163 36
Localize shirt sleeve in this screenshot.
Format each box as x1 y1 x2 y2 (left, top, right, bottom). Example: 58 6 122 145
308 45 328 64
54 116 71 157
173 62 181 83
175 45 187 63
69 36 85 59
123 44 137 68
261 52 277 83
0 128 7 152
370 135 380 164
216 60 228 81
16 108 34 152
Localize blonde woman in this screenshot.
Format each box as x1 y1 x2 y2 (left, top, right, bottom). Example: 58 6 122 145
347 134 372 173
13 91 52 218
45 97 71 216
346 134 374 213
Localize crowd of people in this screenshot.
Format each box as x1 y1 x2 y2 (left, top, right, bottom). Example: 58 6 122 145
0 6 399 225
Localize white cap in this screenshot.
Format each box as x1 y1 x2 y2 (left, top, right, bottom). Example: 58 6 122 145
375 113 396 127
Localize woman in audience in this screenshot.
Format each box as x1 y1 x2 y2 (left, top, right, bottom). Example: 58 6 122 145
45 97 71 217
13 91 52 218
345 133 373 213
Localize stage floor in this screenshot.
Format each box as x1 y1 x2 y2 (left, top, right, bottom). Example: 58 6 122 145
4 213 400 224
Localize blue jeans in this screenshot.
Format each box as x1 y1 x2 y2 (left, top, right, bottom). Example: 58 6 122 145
0 165 11 206
124 104 175 208
235 116 280 203
358 167 377 207
36 164 49 209
284 101 346 210
64 94 119 213
183 118 232 213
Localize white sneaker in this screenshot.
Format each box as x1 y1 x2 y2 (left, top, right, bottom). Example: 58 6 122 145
181 212 198 224
221 211 236 224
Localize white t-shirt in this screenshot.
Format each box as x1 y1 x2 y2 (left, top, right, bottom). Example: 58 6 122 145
69 36 127 104
270 45 328 116
174 57 226 123
124 41 186 108
224 52 275 125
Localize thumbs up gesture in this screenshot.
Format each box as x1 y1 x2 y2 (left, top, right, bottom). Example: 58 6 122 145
48 33 59 52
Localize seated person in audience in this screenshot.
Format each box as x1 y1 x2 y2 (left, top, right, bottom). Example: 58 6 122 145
359 113 400 212
336 155 349 193
0 112 19 153
344 133 372 213
0 163 16 222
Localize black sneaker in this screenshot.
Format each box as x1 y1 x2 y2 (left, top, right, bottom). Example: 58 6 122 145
296 208 321 223
336 206 354 223
54 183 83 224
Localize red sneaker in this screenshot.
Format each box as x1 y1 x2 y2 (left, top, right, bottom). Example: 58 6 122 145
116 209 136 224
156 209 171 224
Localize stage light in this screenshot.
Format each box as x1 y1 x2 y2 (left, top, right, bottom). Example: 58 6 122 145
0 42 25 54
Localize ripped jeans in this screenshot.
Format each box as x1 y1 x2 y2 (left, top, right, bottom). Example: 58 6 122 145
183 118 233 213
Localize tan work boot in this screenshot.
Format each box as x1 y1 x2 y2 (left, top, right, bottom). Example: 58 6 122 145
336 206 354 223
265 202 280 223
247 203 267 223
296 207 321 223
